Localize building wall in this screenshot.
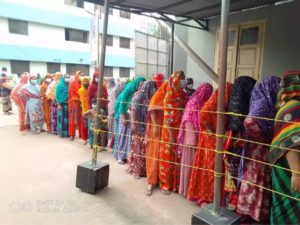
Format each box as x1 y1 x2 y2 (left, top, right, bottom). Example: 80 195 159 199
184 0 300 85
173 24 188 76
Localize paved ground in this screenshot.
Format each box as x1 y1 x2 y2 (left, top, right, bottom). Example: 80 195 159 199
0 107 198 225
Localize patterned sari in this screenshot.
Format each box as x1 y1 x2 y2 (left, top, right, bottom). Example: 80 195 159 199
145 82 168 186
78 77 90 141
128 81 157 177
187 83 231 204
270 71 300 225
177 83 212 197
40 74 52 132
159 71 188 192
237 76 281 222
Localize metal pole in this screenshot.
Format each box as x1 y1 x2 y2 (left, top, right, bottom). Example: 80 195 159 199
92 0 109 165
170 22 175 75
213 0 230 214
95 5 100 69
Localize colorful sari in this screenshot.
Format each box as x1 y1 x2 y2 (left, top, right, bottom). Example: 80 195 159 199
11 73 29 131
18 77 44 132
40 74 52 132
187 83 231 204
145 82 168 186
224 76 256 210
269 71 300 225
159 71 189 192
78 77 90 141
237 76 281 222
68 71 82 138
55 75 69 138
114 77 145 161
128 81 157 177
46 73 61 134
177 83 213 197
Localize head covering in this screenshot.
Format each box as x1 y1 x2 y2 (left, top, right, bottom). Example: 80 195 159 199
177 83 213 155
228 76 257 132
108 81 126 115
46 72 62 100
152 73 164 88
200 82 231 132
55 74 69 104
41 74 52 97
69 70 82 102
148 82 168 111
78 76 90 113
87 72 108 109
107 78 116 89
11 73 29 105
131 81 157 132
276 71 300 108
114 76 145 119
246 76 281 137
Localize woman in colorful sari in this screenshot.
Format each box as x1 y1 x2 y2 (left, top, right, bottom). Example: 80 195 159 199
11 72 29 131
187 83 231 205
46 72 62 134
68 71 83 141
269 71 300 225
177 83 213 197
40 74 53 132
18 74 44 133
224 76 256 210
145 82 168 196
78 76 90 144
159 71 189 195
114 77 145 164
128 81 157 178
152 73 164 89
87 72 109 148
55 74 70 138
108 81 126 150
237 76 281 222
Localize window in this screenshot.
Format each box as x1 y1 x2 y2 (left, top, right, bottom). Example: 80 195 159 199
100 6 113 15
64 0 83 8
100 34 113 46
8 19 28 35
65 28 88 43
119 67 130 78
47 63 61 74
120 10 130 19
11 60 30 74
119 37 130 49
240 27 259 45
104 66 113 77
66 64 89 76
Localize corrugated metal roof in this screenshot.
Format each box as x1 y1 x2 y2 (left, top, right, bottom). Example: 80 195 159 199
85 0 284 20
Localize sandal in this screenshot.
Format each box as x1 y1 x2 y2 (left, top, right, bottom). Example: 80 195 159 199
161 189 171 195
145 187 153 196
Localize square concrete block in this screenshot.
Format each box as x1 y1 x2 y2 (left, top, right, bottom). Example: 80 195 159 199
76 161 109 194
192 204 240 225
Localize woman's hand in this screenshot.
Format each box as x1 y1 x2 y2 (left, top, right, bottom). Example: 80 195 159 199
291 173 300 194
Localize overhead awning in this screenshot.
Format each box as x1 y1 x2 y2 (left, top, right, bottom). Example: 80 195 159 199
85 0 288 30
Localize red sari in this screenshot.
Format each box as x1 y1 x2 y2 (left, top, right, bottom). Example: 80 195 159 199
187 83 231 204
159 72 188 192
68 71 82 137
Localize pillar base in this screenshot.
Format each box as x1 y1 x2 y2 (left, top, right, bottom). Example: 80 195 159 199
76 160 109 194
192 204 240 225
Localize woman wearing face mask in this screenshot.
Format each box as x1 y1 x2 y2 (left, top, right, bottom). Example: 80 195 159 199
78 76 90 144
17 74 44 134
87 72 109 149
184 78 196 97
159 71 189 195
55 74 70 138
40 74 53 132
46 72 62 134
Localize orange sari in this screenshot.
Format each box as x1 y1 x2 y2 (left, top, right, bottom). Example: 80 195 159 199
159 72 188 191
145 82 168 186
187 83 231 204
40 74 52 131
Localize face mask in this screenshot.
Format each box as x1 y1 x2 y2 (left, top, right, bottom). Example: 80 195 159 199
45 78 52 83
31 79 37 85
65 78 70 83
180 79 187 88
83 84 89 89
95 78 99 83
187 84 193 89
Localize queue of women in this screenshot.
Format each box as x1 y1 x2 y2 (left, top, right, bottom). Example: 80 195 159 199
10 70 300 224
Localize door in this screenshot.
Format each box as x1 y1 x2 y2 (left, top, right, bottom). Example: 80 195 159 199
214 21 265 83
